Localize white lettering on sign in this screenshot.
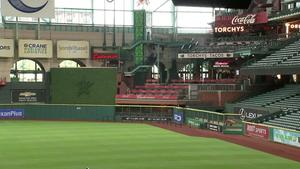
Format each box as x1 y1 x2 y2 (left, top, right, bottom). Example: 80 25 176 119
231 14 256 25
214 26 245 33
290 24 300 29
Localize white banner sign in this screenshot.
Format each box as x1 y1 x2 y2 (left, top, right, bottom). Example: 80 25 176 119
1 0 55 18
273 128 300 147
0 39 14 58
57 41 90 59
19 40 53 58
178 53 234 59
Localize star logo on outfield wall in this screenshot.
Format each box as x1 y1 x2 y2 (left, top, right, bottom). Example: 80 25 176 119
77 78 94 97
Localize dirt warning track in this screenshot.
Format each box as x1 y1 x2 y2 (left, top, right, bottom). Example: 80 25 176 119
150 123 300 162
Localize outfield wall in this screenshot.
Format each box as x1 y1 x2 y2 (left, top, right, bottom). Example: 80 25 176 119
244 122 300 148
0 104 243 135
0 104 115 121
50 68 117 105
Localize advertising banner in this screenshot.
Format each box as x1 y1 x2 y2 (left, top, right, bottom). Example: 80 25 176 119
57 41 90 59
234 107 271 121
245 123 269 139
19 40 53 58
173 112 184 124
1 0 55 18
215 11 268 26
213 61 230 68
178 53 233 59
186 117 203 128
0 39 14 58
0 109 24 119
207 123 222 132
92 48 119 60
273 128 300 147
11 90 46 103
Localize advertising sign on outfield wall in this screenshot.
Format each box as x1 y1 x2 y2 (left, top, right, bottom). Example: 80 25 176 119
273 128 300 147
174 112 184 124
1 0 55 18
57 41 90 59
11 90 46 103
0 39 14 58
245 123 269 139
207 123 222 132
0 109 24 119
19 40 53 58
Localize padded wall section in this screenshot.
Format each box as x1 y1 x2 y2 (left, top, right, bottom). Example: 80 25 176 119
50 68 117 105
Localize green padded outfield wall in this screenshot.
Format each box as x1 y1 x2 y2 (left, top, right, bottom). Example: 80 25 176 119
50 68 117 104
0 104 115 121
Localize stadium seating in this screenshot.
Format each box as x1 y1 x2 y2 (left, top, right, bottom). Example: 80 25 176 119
235 85 300 130
116 84 188 100
263 110 300 130
234 85 300 110
269 7 300 20
247 39 300 68
171 78 237 84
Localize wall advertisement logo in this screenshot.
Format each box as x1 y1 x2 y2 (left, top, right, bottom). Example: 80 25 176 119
8 0 48 13
0 45 11 50
245 123 269 139
0 109 24 119
173 112 184 124
0 39 14 58
19 40 53 58
273 128 300 147
238 108 263 121
24 43 47 55
57 41 90 59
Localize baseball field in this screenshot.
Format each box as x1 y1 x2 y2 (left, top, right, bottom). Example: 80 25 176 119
0 121 299 169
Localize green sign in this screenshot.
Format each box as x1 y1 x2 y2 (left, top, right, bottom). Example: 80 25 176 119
134 10 146 65
186 117 204 128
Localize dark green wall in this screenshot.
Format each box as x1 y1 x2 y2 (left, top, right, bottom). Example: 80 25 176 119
0 104 115 121
0 82 47 104
50 68 117 105
0 84 11 103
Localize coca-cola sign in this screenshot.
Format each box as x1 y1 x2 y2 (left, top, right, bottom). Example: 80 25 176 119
231 14 256 25
215 11 268 26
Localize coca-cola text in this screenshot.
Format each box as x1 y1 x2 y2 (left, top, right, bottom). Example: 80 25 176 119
231 14 256 25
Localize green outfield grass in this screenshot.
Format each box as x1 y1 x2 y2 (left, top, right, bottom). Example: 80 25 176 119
0 121 299 169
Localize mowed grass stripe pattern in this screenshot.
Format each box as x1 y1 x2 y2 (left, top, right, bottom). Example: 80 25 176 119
0 121 299 169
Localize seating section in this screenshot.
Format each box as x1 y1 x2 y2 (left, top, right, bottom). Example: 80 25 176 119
269 6 300 19
263 110 300 130
248 39 300 68
235 85 300 110
235 85 300 130
171 78 236 84
116 84 188 100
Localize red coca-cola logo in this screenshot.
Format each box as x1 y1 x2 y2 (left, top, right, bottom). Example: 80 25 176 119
231 14 256 25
